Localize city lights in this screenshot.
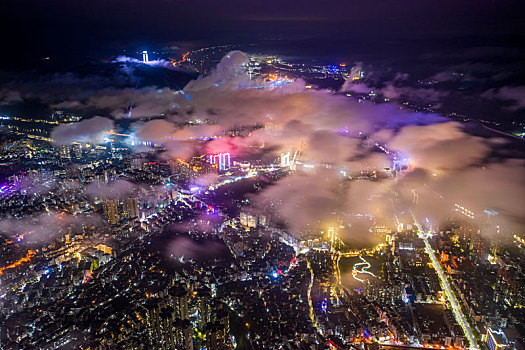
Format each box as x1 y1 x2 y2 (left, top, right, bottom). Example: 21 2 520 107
0 29 522 350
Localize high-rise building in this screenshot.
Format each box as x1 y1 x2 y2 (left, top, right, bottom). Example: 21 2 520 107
130 157 145 170
412 190 419 205
145 298 193 350
71 143 82 159
103 199 120 225
104 168 116 183
168 285 189 320
167 159 179 175
170 189 180 202
124 197 139 219
142 50 149 63
327 226 339 249
280 152 290 167
174 318 193 350
212 308 230 337
12 171 25 187
59 145 71 159
204 306 231 350
145 298 162 340
196 287 212 330
264 122 281 135
159 306 176 349
240 212 258 228
485 328 509 350
205 322 229 350
169 159 192 182
209 153 231 171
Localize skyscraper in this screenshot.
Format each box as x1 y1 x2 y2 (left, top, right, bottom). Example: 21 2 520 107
240 212 258 228
124 197 139 219
103 199 120 225
485 328 509 350
196 287 212 330
168 285 189 320
71 143 82 159
327 226 338 249
59 145 71 159
142 51 149 63
209 153 231 171
205 321 229 350
280 152 290 167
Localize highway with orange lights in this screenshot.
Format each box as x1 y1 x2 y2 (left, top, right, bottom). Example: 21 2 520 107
0 250 36 275
171 52 190 67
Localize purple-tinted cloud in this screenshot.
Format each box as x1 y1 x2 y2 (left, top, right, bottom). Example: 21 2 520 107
51 116 114 145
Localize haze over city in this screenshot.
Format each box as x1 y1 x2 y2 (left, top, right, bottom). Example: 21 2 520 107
0 1 524 349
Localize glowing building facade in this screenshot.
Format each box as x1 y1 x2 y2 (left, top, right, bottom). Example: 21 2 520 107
124 197 140 219
102 199 120 225
208 153 231 171
280 152 290 167
240 212 258 228
485 328 509 350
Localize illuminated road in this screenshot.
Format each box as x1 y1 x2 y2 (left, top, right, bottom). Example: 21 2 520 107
0 250 36 275
481 123 525 141
414 217 479 349
171 51 190 66
306 260 324 336
352 256 376 283
208 170 257 190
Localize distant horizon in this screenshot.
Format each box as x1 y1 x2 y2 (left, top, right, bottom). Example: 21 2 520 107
0 3 524 348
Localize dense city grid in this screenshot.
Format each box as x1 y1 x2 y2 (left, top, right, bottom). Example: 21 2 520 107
1 7 525 349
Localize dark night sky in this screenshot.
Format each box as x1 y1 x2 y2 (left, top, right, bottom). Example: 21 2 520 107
1 0 524 70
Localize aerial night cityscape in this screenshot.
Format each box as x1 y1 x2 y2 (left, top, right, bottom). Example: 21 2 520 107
0 1 524 349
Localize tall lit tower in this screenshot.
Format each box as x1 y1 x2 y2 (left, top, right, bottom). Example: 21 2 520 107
412 190 419 206
219 153 230 171
103 199 120 225
328 226 338 250
208 153 231 171
142 51 149 63
124 197 139 219
280 152 290 167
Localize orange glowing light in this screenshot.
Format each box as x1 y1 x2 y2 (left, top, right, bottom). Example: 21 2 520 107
171 52 190 66
0 250 36 274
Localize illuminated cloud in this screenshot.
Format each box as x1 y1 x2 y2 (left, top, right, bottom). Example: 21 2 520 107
161 140 197 160
113 55 179 70
383 122 490 171
0 212 103 244
250 169 346 236
0 89 23 105
85 179 135 200
60 86 185 120
432 159 525 233
185 50 251 91
380 83 449 105
22 51 525 238
51 116 114 145
165 236 228 260
134 119 178 142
